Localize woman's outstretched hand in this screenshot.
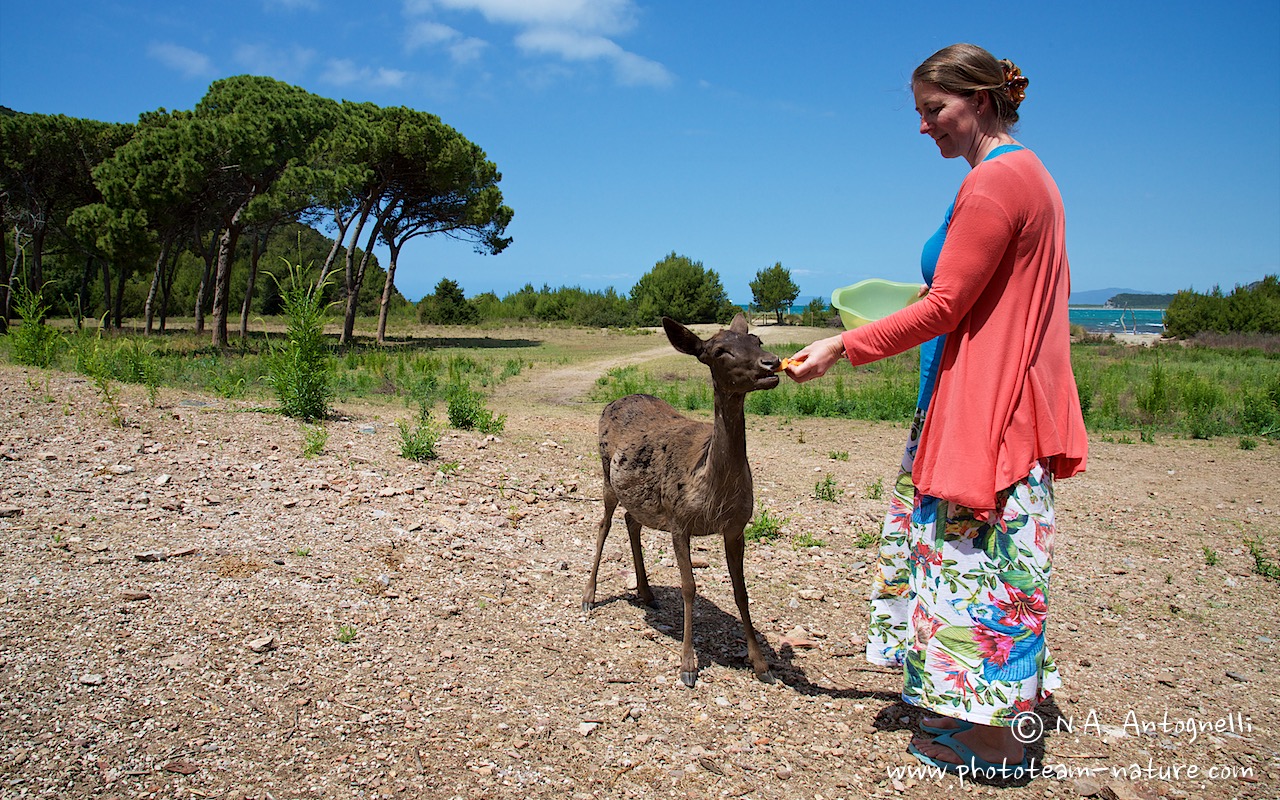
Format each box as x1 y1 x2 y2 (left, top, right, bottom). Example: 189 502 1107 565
785 335 846 383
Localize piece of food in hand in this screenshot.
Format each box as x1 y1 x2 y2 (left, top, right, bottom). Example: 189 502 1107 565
777 356 807 372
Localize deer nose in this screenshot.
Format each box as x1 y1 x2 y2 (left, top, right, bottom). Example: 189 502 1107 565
763 355 782 372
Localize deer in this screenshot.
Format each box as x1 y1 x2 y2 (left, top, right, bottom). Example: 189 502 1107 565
582 313 781 688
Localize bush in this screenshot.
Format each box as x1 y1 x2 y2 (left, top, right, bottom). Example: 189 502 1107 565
266 261 333 421
397 416 441 461
445 384 506 434
7 280 62 368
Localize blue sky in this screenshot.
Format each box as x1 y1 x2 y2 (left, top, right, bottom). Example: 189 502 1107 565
2 1 1277 304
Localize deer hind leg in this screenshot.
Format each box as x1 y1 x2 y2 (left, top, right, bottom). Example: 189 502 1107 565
725 528 774 683
671 528 700 687
582 488 618 612
624 512 655 607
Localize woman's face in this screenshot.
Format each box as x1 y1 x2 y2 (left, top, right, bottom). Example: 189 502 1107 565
913 81 981 161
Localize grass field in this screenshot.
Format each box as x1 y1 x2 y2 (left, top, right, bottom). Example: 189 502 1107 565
4 318 1279 444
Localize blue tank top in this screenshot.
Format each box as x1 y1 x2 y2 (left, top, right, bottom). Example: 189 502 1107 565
916 144 1024 410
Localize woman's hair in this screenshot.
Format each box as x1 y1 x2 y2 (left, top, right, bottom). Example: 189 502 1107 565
913 43 1028 129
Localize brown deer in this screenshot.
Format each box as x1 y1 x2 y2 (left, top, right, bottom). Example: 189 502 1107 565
583 313 780 687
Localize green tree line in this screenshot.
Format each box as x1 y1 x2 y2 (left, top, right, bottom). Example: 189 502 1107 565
416 252 797 328
1163 276 1280 337
1 76 512 345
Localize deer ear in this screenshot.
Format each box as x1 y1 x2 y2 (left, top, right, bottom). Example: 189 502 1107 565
663 317 703 356
729 312 749 334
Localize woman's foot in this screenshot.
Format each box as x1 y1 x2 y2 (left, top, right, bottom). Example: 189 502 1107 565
910 723 1025 769
920 715 970 733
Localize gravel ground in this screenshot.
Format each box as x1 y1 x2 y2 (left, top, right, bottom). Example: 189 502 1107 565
0 331 1277 800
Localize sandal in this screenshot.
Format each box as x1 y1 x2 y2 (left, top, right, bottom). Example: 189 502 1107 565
908 730 1029 780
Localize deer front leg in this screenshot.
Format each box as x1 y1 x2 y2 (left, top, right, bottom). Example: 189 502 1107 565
624 512 655 607
582 492 618 612
672 528 699 687
725 528 774 683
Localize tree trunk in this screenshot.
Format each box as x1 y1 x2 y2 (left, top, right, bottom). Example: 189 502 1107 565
238 229 265 341
29 225 46 292
209 203 247 347
194 224 218 336
342 211 387 344
144 236 173 334
376 239 401 344
112 259 128 330
0 224 17 335
78 255 94 328
99 258 113 328
316 208 354 291
337 201 373 345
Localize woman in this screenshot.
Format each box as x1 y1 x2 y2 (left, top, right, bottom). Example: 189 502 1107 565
788 43 1087 777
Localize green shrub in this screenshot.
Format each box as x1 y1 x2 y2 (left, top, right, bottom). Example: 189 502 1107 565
397 416 441 461
745 505 785 543
814 473 839 502
7 280 62 368
445 384 506 434
266 261 333 421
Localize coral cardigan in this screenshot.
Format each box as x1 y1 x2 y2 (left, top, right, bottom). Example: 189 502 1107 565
841 148 1087 514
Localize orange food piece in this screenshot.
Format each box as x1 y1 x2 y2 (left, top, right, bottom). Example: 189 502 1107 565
777 356 806 372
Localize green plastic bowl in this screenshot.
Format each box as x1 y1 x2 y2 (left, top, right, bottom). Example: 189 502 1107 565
831 279 923 329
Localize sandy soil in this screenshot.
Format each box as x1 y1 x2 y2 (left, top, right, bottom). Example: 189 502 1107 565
0 325 1277 800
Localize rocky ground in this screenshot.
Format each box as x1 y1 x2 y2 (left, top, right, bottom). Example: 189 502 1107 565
0 326 1277 800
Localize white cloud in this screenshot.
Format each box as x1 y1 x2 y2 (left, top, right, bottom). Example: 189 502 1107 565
320 59 409 89
233 43 317 80
147 42 215 78
430 0 637 36
404 0 670 87
405 21 488 64
515 28 670 87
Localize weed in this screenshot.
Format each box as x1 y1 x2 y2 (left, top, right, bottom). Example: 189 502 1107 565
867 476 884 501
295 547 312 557
7 274 63 368
814 473 839 502
828 450 850 461
745 505 785 543
301 423 328 458
336 624 357 644
265 260 333 421
437 460 461 475
397 416 441 462
1202 546 1219 566
1246 538 1280 582
854 529 879 548
445 384 505 434
793 531 826 548
1239 437 1258 450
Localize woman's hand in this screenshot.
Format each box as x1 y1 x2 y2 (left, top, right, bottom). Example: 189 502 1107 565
785 335 846 383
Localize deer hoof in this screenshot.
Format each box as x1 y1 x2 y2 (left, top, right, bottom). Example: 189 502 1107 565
680 670 698 688
581 601 593 614
755 670 776 685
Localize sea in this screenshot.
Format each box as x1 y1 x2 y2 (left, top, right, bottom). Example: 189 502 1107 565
750 303 1166 335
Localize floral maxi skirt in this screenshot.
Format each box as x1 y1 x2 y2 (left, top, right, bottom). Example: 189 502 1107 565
865 416 1061 726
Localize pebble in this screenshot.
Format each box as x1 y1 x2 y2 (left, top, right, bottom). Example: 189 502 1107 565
247 635 276 653
79 674 104 686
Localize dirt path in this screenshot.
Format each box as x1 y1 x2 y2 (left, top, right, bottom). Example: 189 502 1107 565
0 325 1277 800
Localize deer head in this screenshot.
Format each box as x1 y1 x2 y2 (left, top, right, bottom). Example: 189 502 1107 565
662 313 781 395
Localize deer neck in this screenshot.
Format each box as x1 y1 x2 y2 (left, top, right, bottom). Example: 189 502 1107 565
705 390 748 476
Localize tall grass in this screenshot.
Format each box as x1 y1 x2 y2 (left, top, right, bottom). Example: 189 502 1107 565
265 262 334 421
1072 340 1280 438
7 279 62 368
591 350 918 422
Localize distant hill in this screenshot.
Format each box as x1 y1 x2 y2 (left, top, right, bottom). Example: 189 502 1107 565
1069 287 1150 305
